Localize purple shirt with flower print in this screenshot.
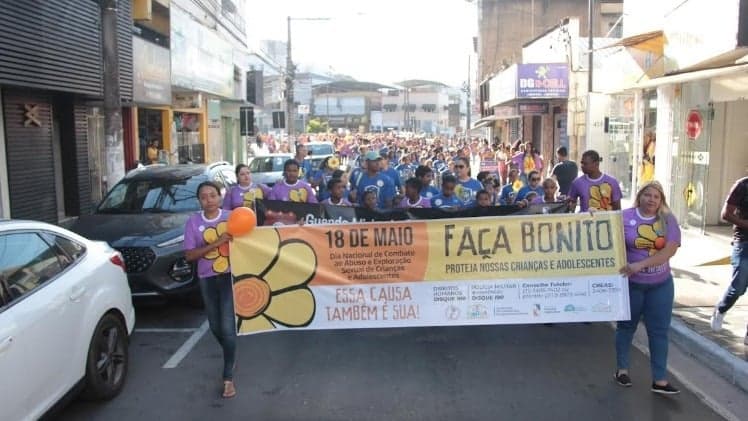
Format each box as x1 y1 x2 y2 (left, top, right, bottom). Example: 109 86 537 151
397 196 432 208
184 209 231 279
622 207 680 284
269 180 318 203
223 183 270 210
568 173 622 212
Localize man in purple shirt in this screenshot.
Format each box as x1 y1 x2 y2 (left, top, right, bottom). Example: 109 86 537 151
567 150 622 212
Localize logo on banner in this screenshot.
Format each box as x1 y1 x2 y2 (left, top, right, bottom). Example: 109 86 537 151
468 304 489 319
445 305 461 320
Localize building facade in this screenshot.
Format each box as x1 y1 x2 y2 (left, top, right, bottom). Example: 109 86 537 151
0 0 133 223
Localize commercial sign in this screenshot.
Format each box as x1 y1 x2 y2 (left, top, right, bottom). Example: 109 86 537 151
517 63 569 99
170 6 234 98
229 212 629 335
518 102 549 114
132 36 171 105
488 64 518 107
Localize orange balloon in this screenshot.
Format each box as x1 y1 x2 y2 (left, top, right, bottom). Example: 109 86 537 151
227 207 257 237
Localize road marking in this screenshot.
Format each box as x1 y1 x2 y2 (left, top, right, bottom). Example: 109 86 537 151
162 320 209 369
134 328 198 333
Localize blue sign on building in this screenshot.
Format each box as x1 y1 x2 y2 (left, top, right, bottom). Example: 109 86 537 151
517 64 569 98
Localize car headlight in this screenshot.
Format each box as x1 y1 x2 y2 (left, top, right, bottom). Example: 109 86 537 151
157 234 184 248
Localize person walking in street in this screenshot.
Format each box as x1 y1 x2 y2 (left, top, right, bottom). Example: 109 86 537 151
223 164 269 211
350 151 396 210
710 176 748 346
453 156 483 207
184 181 237 399
567 150 622 212
616 181 681 395
268 159 318 203
550 146 578 196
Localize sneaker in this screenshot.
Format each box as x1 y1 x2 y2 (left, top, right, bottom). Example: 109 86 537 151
651 383 680 395
614 371 632 387
710 307 724 332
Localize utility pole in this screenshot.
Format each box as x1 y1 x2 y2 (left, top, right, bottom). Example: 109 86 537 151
285 16 295 137
99 0 124 191
466 56 471 138
588 0 594 92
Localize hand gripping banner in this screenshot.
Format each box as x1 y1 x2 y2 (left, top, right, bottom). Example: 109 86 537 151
229 211 629 335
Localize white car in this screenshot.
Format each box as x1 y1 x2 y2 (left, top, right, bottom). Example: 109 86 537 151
0 220 135 420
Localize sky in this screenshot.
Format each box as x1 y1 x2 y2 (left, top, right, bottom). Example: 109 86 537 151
245 0 478 88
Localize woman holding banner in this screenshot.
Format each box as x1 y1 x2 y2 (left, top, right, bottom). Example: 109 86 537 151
615 181 681 395
185 181 237 399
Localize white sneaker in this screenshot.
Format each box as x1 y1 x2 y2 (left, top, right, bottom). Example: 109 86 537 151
710 307 724 332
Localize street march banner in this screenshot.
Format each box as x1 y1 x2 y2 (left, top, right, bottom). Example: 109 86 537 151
251 199 569 226
228 211 630 335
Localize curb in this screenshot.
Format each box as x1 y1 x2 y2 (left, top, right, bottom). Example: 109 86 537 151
669 318 748 394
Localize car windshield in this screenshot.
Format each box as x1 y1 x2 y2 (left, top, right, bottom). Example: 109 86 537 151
97 175 207 214
308 144 334 156
250 156 288 172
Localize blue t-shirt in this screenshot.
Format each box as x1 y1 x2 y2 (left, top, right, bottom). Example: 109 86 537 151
420 185 441 199
430 194 464 210
395 163 417 185
382 167 402 191
355 172 396 209
517 185 544 201
455 178 483 206
298 158 314 181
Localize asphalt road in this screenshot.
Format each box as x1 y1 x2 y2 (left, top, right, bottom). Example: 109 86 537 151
54 301 723 421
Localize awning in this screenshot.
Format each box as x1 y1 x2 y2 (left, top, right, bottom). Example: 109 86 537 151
602 30 664 54
472 115 499 129
627 63 748 90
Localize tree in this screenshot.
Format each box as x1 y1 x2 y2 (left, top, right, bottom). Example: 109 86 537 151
306 118 329 133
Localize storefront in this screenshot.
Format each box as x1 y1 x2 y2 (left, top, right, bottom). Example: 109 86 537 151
131 34 172 167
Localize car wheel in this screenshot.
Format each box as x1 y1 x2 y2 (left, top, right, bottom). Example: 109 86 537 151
81 313 129 400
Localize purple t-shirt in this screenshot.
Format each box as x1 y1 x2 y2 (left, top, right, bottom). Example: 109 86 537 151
397 196 432 208
568 174 622 212
622 208 680 284
269 180 318 203
321 197 353 206
223 183 270 210
184 209 231 279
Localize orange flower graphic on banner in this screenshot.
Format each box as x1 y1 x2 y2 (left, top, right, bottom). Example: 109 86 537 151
231 228 316 334
635 219 666 255
203 222 230 273
589 183 613 210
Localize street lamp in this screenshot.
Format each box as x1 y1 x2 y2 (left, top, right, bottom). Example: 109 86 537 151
286 16 330 138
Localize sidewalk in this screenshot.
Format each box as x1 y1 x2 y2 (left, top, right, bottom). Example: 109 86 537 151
667 224 748 393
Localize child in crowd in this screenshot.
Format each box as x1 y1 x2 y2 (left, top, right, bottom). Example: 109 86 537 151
476 189 494 208
321 178 352 206
431 175 464 210
361 190 379 211
268 159 318 203
398 178 431 208
532 178 561 204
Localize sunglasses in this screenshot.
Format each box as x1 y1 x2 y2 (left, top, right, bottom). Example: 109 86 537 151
531 178 541 182
454 165 466 168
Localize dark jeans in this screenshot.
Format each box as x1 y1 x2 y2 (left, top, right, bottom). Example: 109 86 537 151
616 276 674 381
717 241 748 314
199 273 236 381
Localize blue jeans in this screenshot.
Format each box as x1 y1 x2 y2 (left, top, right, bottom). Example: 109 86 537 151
615 276 674 382
199 273 237 381
717 241 748 314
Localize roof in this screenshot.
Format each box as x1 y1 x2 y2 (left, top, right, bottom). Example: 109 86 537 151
314 80 395 93
395 79 449 89
123 163 229 181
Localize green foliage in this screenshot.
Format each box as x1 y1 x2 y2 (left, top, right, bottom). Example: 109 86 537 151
306 118 330 133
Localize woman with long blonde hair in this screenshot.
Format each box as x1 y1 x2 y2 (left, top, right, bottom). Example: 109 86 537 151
615 181 681 395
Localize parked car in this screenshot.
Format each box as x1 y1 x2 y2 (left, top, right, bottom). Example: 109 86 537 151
0 219 135 420
305 141 337 171
70 162 236 302
248 153 293 187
